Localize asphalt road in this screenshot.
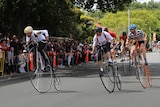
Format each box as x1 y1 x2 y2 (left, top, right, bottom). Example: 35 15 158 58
0 52 160 107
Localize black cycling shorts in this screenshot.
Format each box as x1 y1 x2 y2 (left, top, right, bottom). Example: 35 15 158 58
97 42 111 61
133 40 144 45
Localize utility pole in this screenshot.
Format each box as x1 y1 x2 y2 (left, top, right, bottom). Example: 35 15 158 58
128 9 130 34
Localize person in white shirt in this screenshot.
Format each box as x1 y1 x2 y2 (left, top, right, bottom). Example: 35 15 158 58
128 24 148 65
24 26 49 66
91 27 114 76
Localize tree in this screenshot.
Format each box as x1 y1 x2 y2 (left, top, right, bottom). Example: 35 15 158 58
0 0 82 38
72 0 136 12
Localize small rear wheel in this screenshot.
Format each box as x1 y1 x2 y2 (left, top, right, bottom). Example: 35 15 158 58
115 66 121 90
52 68 61 91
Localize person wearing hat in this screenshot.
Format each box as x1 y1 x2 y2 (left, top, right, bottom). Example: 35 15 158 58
91 27 114 77
24 26 50 68
24 26 49 44
128 24 148 65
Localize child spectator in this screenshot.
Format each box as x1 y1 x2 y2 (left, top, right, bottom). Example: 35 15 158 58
18 50 27 73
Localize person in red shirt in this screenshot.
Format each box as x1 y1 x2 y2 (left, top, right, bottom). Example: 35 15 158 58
119 32 130 62
0 39 10 51
104 27 117 39
119 32 128 46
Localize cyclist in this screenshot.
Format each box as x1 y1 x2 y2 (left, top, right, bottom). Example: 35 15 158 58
24 26 49 67
119 32 130 61
24 26 49 44
128 24 148 65
120 32 128 47
91 27 114 76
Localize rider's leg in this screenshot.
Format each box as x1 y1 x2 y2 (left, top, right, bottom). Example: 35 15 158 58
98 60 103 71
111 48 116 63
38 41 48 66
98 50 103 72
140 43 148 64
130 45 136 64
103 43 112 63
106 51 112 63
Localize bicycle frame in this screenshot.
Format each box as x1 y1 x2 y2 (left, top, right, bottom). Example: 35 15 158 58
96 44 121 93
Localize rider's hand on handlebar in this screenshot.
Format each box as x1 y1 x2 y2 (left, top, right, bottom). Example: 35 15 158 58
110 44 113 48
90 51 94 54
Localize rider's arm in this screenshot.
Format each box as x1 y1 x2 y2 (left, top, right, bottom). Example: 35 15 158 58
40 30 49 41
35 30 49 41
143 32 147 46
91 35 97 53
126 35 129 45
26 36 30 45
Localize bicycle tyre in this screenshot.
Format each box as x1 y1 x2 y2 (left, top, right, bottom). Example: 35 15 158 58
27 47 53 93
148 73 152 87
115 66 121 90
146 65 152 87
52 68 61 91
98 49 115 93
100 64 115 93
136 54 147 88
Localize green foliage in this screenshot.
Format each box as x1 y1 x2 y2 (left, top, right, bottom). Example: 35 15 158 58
96 9 159 40
129 0 160 10
87 36 93 44
1 0 160 42
0 0 82 38
72 0 135 12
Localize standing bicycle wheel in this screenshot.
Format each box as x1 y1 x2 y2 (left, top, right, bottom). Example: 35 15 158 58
27 46 53 93
135 53 147 88
98 48 115 93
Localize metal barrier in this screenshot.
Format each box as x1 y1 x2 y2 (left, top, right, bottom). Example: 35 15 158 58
0 51 5 76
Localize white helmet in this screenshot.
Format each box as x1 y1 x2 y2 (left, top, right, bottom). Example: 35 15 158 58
24 26 33 33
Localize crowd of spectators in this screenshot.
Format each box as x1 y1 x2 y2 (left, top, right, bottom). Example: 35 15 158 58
0 31 157 76
0 32 93 76
46 39 92 68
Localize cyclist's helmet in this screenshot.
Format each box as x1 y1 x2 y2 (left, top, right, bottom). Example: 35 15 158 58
95 27 102 33
129 24 137 30
122 32 127 36
24 26 33 33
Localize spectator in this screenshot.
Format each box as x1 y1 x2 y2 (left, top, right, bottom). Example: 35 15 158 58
65 41 72 66
0 39 10 75
7 47 16 75
10 35 20 73
18 50 26 73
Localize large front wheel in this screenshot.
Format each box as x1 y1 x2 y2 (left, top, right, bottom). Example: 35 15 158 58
136 54 147 88
27 48 53 93
100 64 115 93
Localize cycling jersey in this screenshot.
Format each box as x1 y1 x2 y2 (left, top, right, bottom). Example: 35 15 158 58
109 31 117 39
26 30 49 42
92 31 113 47
120 35 127 41
128 30 144 41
